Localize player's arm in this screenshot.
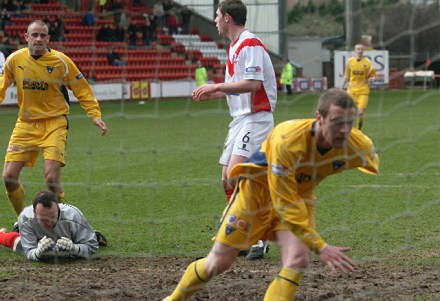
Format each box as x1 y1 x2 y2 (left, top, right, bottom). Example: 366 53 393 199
340 63 351 90
192 79 261 101
69 222 99 258
64 56 108 135
0 59 15 104
367 63 377 84
340 76 349 90
192 83 226 101
353 132 380 175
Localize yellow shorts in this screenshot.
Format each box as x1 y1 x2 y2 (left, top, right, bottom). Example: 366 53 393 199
5 116 68 167
349 92 369 109
215 177 290 250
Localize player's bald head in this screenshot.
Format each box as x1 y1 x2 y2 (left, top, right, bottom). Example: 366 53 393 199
27 20 49 34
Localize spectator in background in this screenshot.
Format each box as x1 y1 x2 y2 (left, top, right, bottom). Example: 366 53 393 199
163 0 175 32
139 16 153 46
114 23 125 42
96 23 114 42
194 59 207 87
0 31 10 56
280 58 294 95
212 68 224 84
42 16 51 27
2 34 20 57
82 10 96 26
0 0 8 10
108 0 123 25
107 47 127 66
153 0 165 30
166 9 178 35
180 5 192 35
0 47 5 69
163 0 175 15
0 30 7 55
127 20 138 47
98 0 107 12
19 0 30 12
0 8 12 30
50 17 67 42
7 0 22 17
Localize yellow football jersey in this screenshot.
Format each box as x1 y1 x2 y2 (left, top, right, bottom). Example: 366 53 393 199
344 56 377 94
229 119 379 252
0 47 101 121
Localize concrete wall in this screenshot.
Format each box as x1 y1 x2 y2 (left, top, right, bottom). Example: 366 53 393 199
288 37 323 77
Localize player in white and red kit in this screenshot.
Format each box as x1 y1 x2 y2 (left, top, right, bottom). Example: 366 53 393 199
192 0 277 260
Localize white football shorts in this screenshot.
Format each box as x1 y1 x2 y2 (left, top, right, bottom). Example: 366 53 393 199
219 111 274 165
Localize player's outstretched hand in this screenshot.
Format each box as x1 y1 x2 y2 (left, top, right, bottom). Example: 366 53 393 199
36 235 56 257
319 244 355 274
94 118 108 136
56 237 80 256
192 83 223 101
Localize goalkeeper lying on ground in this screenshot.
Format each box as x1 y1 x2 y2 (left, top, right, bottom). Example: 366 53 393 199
0 190 107 261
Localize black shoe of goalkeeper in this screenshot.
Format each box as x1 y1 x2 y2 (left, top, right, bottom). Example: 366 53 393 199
246 241 270 260
12 222 19 233
95 231 108 246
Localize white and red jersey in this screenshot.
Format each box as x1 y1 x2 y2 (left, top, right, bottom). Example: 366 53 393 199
225 30 277 118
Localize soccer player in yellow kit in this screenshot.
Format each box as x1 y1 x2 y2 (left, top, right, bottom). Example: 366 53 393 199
0 20 108 216
162 88 379 301
341 43 376 130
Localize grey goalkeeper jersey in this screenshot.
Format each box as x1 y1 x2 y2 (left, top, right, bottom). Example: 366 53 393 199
18 204 99 261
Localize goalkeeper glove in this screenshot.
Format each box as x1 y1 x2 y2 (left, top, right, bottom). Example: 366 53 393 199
55 237 80 256
36 236 56 259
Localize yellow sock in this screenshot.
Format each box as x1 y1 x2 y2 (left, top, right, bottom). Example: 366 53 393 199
169 258 211 301
263 267 303 301
58 192 65 204
7 184 25 216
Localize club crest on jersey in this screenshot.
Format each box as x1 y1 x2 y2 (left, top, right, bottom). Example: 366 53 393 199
332 160 345 171
271 163 289 176
236 219 249 232
225 215 249 234
225 225 236 236
76 73 84 80
245 66 261 73
227 214 237 224
46 66 54 74
7 144 19 152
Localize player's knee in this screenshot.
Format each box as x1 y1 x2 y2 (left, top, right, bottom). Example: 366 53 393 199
44 175 61 192
205 253 234 277
3 169 18 185
284 250 310 270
